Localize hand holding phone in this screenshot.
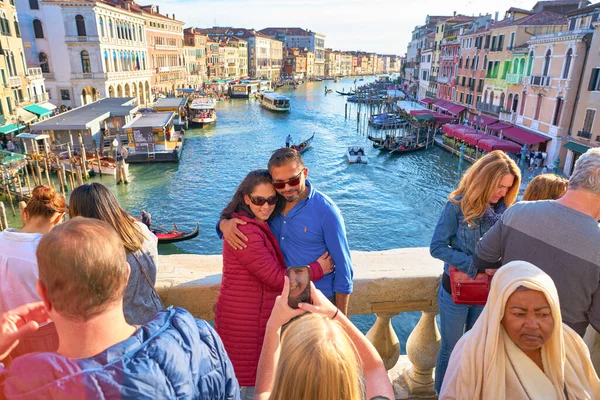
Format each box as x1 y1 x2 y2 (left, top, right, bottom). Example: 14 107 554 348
287 266 311 309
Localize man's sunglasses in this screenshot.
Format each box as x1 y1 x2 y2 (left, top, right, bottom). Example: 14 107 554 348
249 195 278 206
272 171 303 190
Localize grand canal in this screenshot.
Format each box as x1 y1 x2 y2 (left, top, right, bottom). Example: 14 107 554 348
82 77 461 255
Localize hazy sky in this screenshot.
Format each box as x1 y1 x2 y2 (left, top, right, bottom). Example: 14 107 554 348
150 0 541 54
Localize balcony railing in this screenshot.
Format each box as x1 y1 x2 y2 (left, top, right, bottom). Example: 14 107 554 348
42 72 55 80
106 70 152 80
65 35 100 43
27 67 43 80
9 76 21 87
156 248 442 399
155 44 179 51
425 90 437 99
72 72 106 79
437 76 450 84
529 75 551 86
505 73 524 85
577 130 592 139
476 101 502 115
33 92 49 103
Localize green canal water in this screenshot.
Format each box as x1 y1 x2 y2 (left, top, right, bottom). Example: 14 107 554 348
5 76 464 344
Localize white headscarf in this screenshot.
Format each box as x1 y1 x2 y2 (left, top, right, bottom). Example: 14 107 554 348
440 260 600 400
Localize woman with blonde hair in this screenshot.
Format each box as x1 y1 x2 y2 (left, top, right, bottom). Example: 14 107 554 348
254 279 394 400
430 150 521 392
69 183 161 325
523 173 568 201
440 261 600 399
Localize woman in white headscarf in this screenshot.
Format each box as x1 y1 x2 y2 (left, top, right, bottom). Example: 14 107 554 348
440 260 600 400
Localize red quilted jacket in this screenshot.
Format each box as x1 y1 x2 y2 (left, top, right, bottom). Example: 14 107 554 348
214 214 324 387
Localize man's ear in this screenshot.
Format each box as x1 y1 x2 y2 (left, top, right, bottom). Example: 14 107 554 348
36 280 52 313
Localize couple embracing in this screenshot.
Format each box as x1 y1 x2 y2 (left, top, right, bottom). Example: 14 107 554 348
214 148 354 399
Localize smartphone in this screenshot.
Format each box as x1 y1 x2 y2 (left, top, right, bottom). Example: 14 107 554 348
287 266 311 309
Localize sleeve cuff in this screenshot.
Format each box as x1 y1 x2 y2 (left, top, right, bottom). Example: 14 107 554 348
309 261 324 281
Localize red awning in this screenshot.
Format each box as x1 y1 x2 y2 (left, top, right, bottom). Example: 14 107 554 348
502 126 548 145
411 110 457 124
442 124 462 135
445 125 478 140
478 137 522 153
487 122 513 132
434 99 451 108
446 104 466 116
419 97 436 104
463 133 492 146
410 110 432 116
469 114 498 127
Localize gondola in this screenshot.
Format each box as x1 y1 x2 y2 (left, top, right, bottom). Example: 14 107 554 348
290 133 315 154
336 90 355 96
152 222 199 244
389 138 435 155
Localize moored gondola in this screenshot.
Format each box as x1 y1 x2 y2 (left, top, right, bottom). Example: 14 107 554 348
290 133 315 154
153 222 200 244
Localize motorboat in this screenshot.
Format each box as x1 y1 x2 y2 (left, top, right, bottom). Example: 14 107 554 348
346 146 368 164
189 97 217 125
258 91 291 112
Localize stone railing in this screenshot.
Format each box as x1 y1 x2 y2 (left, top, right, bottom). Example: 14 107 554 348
156 248 442 400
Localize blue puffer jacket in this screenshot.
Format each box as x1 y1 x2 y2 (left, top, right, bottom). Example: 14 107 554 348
0 308 240 400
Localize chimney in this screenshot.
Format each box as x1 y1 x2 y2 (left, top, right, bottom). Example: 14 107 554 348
127 3 130 10
453 11 457 16
156 5 159 14
578 0 587 8
495 11 499 21
172 14 175 20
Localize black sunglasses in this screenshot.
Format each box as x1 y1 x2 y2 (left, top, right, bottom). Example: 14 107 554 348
272 170 303 190
249 195 278 206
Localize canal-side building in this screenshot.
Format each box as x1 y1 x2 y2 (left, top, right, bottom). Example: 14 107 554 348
142 6 185 95
563 2 600 174
17 0 152 108
183 28 208 85
269 38 283 81
258 27 325 77
283 48 314 79
340 52 353 76
205 38 223 80
418 32 434 100
519 2 598 173
0 0 51 138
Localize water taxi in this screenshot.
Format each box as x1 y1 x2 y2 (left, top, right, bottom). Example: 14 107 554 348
122 112 184 163
189 98 217 125
153 97 189 130
258 91 290 112
346 146 368 164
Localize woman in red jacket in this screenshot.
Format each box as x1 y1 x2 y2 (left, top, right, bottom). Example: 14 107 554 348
215 169 331 399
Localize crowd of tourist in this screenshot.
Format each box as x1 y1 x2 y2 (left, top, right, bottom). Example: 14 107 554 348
0 146 599 399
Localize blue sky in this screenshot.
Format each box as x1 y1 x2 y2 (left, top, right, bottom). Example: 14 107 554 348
150 0 540 54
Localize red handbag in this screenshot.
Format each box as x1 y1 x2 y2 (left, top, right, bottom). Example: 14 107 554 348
449 266 491 306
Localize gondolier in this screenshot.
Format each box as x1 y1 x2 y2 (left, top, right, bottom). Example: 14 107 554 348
286 134 292 148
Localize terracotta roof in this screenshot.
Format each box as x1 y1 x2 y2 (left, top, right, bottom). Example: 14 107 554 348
533 0 588 13
259 27 320 37
513 10 568 25
507 7 534 14
96 0 183 22
566 1 600 16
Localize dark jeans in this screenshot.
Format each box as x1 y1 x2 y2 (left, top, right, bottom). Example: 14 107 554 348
286 143 290 148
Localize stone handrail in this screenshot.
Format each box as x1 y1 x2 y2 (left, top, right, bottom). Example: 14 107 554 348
157 247 442 399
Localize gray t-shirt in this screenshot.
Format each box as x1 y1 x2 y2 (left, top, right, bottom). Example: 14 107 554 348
124 222 162 325
474 200 600 336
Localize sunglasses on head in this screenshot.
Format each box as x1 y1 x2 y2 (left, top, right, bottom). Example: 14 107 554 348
272 170 303 190
249 195 278 206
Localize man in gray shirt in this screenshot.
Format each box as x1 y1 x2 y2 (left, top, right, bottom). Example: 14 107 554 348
474 148 600 336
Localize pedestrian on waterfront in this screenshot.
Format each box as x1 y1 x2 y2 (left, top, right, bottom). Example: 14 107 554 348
285 134 292 148
68 183 162 325
440 261 600 399
140 209 152 228
6 140 15 152
0 185 65 314
474 148 600 337
522 174 568 201
0 218 240 399
215 169 333 399
254 278 394 400
430 150 521 393
218 148 353 316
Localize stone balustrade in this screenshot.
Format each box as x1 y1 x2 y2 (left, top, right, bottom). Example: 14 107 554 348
157 247 442 400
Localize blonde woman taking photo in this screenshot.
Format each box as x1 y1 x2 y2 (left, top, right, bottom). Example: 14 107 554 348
429 150 521 392
254 279 394 400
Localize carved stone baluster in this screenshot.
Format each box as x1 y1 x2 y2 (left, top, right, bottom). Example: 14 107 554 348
366 312 400 370
404 310 441 395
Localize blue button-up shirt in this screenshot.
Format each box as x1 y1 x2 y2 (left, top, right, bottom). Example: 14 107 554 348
217 180 353 298
269 180 353 297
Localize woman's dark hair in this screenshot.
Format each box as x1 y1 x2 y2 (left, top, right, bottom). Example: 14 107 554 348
69 183 145 253
221 169 284 220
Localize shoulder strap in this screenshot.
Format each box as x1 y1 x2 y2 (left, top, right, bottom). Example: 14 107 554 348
130 252 164 309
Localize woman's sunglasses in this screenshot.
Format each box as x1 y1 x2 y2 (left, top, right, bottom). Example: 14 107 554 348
272 171 303 190
249 195 278 206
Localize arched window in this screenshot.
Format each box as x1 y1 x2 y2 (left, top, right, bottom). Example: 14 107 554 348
81 50 91 73
99 17 105 37
39 52 49 73
33 19 43 38
513 60 519 74
483 55 487 71
519 58 525 74
499 92 505 109
109 19 114 38
489 90 494 105
542 50 551 76
527 51 534 76
512 94 519 113
465 57 470 69
507 93 513 110
13 16 20 38
484 90 488 104
75 15 86 37
104 50 109 71
29 0 39 9
113 50 118 71
562 48 572 79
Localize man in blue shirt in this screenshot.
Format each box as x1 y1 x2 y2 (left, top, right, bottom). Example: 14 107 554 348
285 134 292 148
219 149 353 315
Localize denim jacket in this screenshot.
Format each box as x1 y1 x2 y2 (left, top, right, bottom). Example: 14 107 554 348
430 198 502 278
